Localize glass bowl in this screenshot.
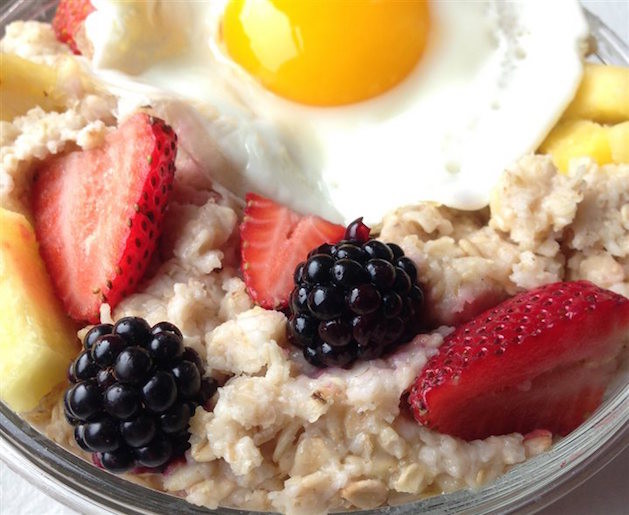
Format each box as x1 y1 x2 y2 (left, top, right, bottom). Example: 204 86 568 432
1 2 627 514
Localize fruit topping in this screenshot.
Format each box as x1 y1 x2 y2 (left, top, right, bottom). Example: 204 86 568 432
52 0 94 54
539 119 628 172
32 113 177 323
64 317 217 473
538 63 629 171
288 218 426 368
240 193 345 309
0 54 67 121
562 63 629 124
409 281 629 441
0 208 78 412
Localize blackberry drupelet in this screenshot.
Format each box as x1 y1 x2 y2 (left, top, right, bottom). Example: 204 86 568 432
288 218 425 368
63 317 218 473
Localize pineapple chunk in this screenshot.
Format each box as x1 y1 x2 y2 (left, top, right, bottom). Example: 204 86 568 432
0 208 78 412
539 119 612 172
562 63 629 124
0 53 66 121
608 121 629 163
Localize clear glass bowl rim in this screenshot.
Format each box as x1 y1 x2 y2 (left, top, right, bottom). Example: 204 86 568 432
0 2 628 514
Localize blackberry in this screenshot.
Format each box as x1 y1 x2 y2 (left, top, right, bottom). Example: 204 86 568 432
288 218 425 368
101 448 134 473
121 414 156 447
171 361 201 399
147 332 184 365
83 418 120 452
92 335 126 367
114 347 152 384
113 317 152 347
64 317 217 473
83 324 114 351
69 350 100 382
142 371 177 412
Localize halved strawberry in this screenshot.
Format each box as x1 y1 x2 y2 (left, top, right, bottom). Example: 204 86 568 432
240 194 345 309
32 113 177 323
52 0 94 55
409 281 629 441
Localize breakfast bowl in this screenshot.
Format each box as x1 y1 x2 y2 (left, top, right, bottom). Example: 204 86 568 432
1 1 628 514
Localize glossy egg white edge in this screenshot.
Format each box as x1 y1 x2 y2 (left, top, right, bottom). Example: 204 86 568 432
84 0 589 225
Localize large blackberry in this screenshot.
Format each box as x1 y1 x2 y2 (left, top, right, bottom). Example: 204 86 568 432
64 317 217 473
288 218 425 368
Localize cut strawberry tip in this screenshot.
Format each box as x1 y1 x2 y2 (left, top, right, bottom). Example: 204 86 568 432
344 217 371 243
239 193 345 310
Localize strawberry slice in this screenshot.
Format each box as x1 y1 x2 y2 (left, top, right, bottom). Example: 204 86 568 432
32 113 177 323
240 193 345 309
408 281 629 441
52 0 94 55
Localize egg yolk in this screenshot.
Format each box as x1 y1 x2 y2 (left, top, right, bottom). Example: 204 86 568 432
222 0 430 106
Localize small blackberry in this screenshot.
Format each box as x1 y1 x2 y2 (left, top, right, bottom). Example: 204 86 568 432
288 218 425 368
64 317 217 473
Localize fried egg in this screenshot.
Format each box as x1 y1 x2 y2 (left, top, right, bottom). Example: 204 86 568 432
84 0 589 224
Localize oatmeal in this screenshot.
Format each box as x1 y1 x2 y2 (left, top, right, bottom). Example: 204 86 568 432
18 146 626 513
1 8 628 515
381 156 629 325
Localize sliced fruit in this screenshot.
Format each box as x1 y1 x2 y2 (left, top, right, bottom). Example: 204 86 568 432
52 0 94 54
32 113 177 323
0 208 79 412
240 193 345 309
562 63 629 124
539 119 612 172
609 121 629 163
0 53 67 121
408 281 629 441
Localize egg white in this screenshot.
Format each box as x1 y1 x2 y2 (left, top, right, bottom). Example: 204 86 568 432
85 0 589 224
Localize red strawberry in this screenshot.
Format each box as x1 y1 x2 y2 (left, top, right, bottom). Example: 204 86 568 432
52 0 94 54
240 194 345 309
408 281 629 441
32 113 177 323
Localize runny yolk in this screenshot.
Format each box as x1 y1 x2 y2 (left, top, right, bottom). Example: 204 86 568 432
221 0 430 107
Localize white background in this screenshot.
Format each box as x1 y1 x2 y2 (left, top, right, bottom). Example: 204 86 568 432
1 1 628 514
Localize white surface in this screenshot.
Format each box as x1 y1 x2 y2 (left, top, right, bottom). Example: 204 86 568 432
1 1 628 514
0 463 79 515
1 445 627 515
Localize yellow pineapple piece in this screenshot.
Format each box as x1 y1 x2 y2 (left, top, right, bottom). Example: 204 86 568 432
0 53 66 121
539 119 612 172
0 208 78 412
608 121 629 163
563 63 629 124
